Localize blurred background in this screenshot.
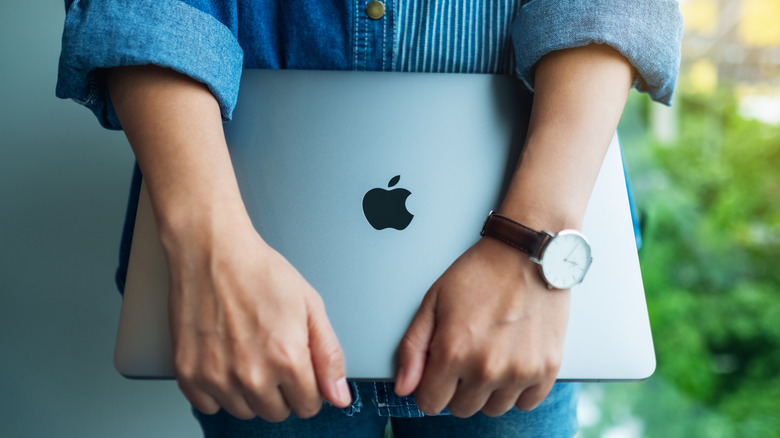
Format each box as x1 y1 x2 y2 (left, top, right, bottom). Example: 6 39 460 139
1 1 777 437
579 0 780 436
0 1 201 436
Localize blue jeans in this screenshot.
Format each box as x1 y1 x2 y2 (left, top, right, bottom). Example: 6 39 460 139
193 382 579 437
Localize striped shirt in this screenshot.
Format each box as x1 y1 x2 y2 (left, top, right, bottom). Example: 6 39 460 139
347 0 523 74
394 0 522 74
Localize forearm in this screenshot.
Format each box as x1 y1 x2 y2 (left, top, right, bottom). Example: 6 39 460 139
500 43 634 231
106 65 251 249
395 43 636 415
106 65 350 418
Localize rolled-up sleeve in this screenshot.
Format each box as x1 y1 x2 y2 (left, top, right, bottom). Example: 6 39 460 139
512 0 684 105
56 0 243 130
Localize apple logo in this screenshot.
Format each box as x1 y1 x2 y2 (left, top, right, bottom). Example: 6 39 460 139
362 175 414 230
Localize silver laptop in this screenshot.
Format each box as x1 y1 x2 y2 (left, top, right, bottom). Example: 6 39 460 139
115 69 655 381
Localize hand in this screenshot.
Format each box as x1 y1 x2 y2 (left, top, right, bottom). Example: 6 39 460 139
164 213 352 421
106 65 352 421
394 237 570 417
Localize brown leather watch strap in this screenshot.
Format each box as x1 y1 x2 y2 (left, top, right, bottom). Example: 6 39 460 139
480 212 550 259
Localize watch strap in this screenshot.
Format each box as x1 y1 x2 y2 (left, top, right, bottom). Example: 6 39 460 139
480 212 550 259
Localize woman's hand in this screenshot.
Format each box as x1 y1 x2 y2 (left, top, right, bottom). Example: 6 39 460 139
163 207 352 421
394 237 570 417
394 43 633 417
107 65 351 421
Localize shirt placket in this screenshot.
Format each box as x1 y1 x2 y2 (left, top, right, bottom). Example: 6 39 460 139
353 0 394 71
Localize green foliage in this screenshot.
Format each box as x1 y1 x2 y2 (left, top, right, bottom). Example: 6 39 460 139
581 89 780 437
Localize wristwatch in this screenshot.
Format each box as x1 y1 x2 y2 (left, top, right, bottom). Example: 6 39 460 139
480 212 592 290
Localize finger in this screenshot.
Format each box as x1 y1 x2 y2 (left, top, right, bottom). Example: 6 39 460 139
210 389 258 420
515 382 555 411
481 385 526 417
279 378 323 420
276 354 325 419
178 382 222 416
193 370 256 420
223 398 259 420
307 294 351 408
174 351 229 416
394 289 438 397
412 353 460 415
228 361 296 422
409 331 463 415
175 348 266 420
243 386 293 423
445 380 495 418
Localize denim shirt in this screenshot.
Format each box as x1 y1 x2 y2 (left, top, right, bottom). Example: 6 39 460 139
56 0 683 418
57 0 683 130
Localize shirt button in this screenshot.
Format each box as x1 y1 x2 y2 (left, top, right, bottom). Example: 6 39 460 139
366 1 385 19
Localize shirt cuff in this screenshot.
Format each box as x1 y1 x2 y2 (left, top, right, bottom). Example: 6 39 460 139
56 0 243 130
512 0 683 105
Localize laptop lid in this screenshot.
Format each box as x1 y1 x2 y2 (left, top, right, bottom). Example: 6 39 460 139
115 69 655 381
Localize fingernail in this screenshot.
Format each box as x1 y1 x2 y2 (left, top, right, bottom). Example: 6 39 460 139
335 377 351 406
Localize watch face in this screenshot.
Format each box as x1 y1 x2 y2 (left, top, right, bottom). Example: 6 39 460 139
539 230 592 289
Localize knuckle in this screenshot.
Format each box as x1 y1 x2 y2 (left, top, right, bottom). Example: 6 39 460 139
543 354 563 375
469 349 509 383
320 343 345 369
307 291 326 310
511 355 560 382
174 357 197 383
233 367 268 394
434 337 470 365
272 360 305 384
197 363 229 389
474 358 502 382
397 332 426 361
177 362 229 393
174 347 204 380
507 361 534 382
267 338 305 370
509 354 558 382
397 333 416 353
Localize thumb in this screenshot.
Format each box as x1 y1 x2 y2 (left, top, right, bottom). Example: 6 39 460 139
394 289 438 397
307 296 351 408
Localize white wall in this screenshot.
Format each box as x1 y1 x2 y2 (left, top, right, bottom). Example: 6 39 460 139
0 2 200 436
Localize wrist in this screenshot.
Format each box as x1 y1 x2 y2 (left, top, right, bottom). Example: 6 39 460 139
496 186 584 233
480 212 592 290
495 205 582 235
151 185 256 257
497 136 594 233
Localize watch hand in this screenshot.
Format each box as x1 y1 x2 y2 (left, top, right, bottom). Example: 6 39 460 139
563 245 579 263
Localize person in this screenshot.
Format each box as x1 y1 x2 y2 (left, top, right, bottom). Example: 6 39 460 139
57 1 683 436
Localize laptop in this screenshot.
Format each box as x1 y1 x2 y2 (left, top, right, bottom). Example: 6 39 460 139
115 69 655 381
